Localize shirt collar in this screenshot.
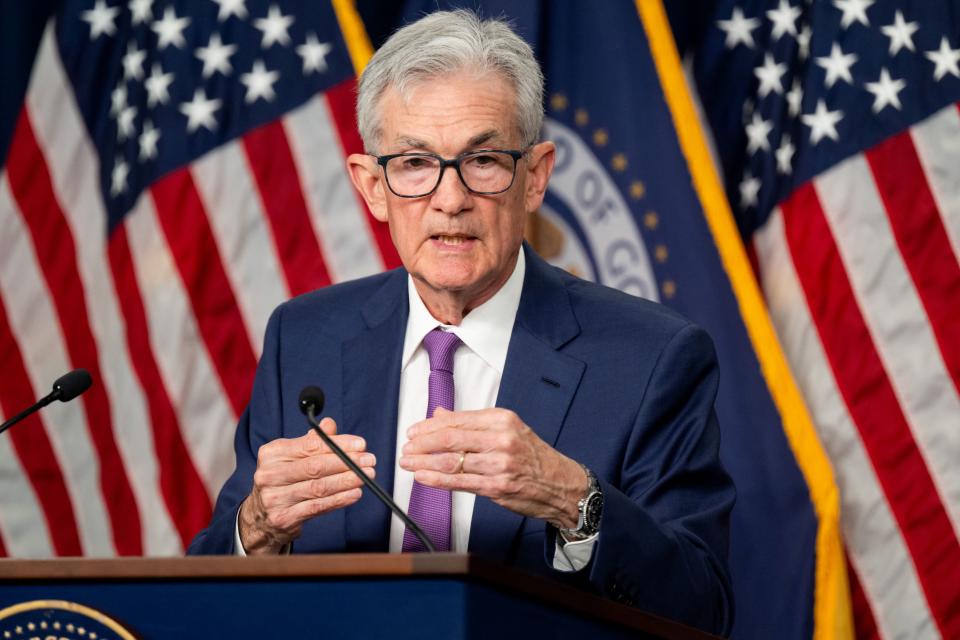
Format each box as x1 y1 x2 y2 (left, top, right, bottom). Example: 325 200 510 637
402 248 525 374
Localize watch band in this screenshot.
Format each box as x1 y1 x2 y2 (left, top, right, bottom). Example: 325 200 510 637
559 464 603 540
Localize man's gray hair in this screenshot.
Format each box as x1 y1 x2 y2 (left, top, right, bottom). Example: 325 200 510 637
356 9 544 153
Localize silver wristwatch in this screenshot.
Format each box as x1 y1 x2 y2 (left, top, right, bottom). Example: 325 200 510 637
559 464 603 541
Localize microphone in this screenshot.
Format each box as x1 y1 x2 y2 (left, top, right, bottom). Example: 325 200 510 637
298 386 438 553
0 369 93 436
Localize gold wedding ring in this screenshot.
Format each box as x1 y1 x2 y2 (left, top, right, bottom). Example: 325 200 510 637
455 451 466 474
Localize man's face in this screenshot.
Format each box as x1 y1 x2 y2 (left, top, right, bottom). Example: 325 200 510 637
350 71 554 312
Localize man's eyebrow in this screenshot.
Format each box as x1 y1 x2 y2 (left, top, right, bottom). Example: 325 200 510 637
395 136 430 149
467 130 501 148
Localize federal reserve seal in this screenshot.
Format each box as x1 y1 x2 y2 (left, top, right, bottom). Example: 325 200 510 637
0 600 135 640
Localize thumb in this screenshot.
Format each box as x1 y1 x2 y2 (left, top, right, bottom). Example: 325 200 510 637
318 417 338 436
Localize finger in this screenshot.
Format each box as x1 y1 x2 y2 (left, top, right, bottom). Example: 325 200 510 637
402 427 503 456
256 451 376 486
412 469 508 498
281 487 364 525
273 467 375 505
400 451 507 476
407 408 510 438
259 428 367 462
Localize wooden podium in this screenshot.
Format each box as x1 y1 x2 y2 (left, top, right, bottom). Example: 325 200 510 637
0 554 720 639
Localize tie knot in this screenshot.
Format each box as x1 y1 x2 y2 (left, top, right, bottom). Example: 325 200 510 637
422 329 461 373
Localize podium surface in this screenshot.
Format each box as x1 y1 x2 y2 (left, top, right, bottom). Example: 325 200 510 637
0 554 720 639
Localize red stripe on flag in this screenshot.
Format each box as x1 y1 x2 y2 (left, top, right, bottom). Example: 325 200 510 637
242 120 332 296
107 223 213 549
324 79 402 270
866 131 960 395
0 294 82 556
846 552 881 640
782 183 960 638
0 530 7 557
149 169 257 417
6 111 142 555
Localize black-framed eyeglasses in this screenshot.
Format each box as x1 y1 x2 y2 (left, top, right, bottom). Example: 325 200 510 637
374 149 526 198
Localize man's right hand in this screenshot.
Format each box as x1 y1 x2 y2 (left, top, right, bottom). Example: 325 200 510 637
238 418 375 554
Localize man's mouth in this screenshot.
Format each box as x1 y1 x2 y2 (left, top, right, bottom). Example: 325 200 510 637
431 234 476 246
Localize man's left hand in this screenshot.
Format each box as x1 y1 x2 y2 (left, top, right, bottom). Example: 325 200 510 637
399 407 586 528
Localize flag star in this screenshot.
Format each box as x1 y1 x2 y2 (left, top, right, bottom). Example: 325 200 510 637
110 84 127 117
254 5 294 48
152 6 190 49
128 0 153 25
122 42 146 81
925 37 960 82
145 63 174 107
797 25 812 60
240 59 280 103
816 43 858 87
745 113 773 154
881 11 918 55
179 88 222 132
111 159 129 196
739 172 761 208
117 105 137 141
802 99 843 144
767 0 801 42
717 7 760 49
81 0 120 39
864 68 906 113
786 78 803 117
211 0 248 21
832 0 873 29
754 53 787 97
196 33 237 78
776 134 795 174
297 33 332 74
138 120 160 161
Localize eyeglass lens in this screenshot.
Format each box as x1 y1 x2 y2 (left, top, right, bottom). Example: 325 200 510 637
385 151 516 197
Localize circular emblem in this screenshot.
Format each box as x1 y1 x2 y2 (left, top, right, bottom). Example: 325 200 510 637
0 600 136 640
538 117 659 302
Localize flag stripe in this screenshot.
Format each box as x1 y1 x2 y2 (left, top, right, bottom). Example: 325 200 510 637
910 104 960 262
866 130 960 395
242 120 332 296
782 182 960 638
324 79 402 270
192 144 288 356
149 170 258 418
0 407 55 558
24 28 190 555
283 95 384 282
123 197 237 499
107 224 212 550
845 553 881 640
6 111 143 555
816 157 960 541
756 207 937 640
0 293 81 556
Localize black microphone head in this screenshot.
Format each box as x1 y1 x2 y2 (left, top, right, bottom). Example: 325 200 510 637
298 386 325 417
52 369 92 402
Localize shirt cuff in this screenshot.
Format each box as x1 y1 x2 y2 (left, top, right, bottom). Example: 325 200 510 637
234 508 248 556
552 531 598 572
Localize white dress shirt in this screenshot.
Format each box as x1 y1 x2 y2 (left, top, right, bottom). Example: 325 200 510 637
239 249 595 569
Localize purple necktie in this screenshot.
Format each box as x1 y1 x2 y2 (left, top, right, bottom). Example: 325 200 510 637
402 329 461 552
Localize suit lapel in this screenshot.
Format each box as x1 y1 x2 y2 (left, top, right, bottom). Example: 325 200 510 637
341 270 408 551
468 246 585 562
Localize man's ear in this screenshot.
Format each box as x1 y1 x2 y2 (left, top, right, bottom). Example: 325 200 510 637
347 153 388 222
523 141 556 214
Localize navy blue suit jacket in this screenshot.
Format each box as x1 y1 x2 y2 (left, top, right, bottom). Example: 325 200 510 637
188 245 735 635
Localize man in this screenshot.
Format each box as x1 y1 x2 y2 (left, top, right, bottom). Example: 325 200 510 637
188 10 735 635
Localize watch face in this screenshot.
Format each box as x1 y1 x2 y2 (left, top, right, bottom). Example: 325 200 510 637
585 492 604 530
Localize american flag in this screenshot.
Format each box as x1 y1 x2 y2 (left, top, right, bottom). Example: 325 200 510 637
0 0 399 557
690 1 960 637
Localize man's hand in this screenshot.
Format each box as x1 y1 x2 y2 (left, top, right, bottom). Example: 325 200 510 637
398 408 587 528
238 418 375 554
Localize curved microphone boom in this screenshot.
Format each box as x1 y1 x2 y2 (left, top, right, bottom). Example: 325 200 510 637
0 369 93 436
298 386 438 553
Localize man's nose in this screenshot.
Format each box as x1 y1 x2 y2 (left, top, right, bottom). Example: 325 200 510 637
430 164 470 214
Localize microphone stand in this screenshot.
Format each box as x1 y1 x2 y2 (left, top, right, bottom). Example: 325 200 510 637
303 404 438 553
